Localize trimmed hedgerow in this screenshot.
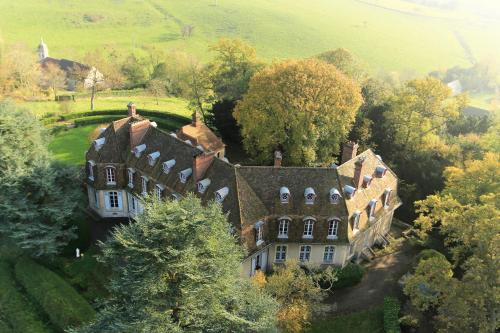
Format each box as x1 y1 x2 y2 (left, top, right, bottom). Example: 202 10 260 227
333 263 365 289
59 109 126 121
14 258 95 332
383 296 401 333
137 109 189 123
0 261 49 333
73 115 124 127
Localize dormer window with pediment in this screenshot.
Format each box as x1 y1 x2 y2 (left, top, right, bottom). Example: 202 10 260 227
132 144 146 158
93 138 105 151
344 185 356 199
127 168 135 188
329 188 341 204
162 159 176 174
368 199 377 220
179 168 192 183
197 178 211 194
184 139 192 145
87 160 96 181
215 187 229 203
105 166 116 185
352 211 361 233
384 188 392 208
255 221 264 246
304 187 316 205
280 187 290 203
155 184 165 200
141 176 148 195
147 151 160 166
363 175 372 188
375 165 387 178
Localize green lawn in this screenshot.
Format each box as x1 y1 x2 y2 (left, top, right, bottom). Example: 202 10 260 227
48 125 96 165
308 307 384 333
0 0 498 74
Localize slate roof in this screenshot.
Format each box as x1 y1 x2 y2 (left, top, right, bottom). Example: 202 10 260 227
177 122 225 152
41 57 90 73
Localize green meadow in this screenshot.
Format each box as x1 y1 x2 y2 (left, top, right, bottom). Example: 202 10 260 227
1 0 498 74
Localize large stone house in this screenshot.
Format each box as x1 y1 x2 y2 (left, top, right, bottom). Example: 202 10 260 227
85 103 401 276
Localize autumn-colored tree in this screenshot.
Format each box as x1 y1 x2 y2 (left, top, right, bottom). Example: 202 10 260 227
234 59 363 166
316 48 367 82
0 43 41 97
146 78 167 105
83 48 125 90
41 63 66 99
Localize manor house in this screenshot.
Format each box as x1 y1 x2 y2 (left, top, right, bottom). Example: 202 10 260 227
85 103 400 276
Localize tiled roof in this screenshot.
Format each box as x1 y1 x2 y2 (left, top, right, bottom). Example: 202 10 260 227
177 122 225 152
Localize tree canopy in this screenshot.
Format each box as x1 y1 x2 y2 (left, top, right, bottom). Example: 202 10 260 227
234 58 363 166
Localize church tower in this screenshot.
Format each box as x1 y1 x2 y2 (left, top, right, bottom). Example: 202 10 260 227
37 38 49 61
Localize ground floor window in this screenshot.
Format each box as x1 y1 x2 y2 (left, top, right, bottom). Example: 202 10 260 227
105 191 122 210
275 245 287 262
323 246 335 263
299 245 311 262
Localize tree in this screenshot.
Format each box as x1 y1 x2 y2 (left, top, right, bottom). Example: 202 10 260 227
234 59 363 166
41 62 67 99
77 195 277 333
83 48 125 90
0 43 41 97
121 54 147 88
186 59 214 119
84 67 104 111
146 78 167 105
316 48 367 82
0 102 81 257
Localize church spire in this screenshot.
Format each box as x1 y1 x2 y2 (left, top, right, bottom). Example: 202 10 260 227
38 38 49 61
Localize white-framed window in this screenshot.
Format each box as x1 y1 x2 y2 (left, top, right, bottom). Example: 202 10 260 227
363 175 372 188
179 168 192 183
127 168 135 188
105 166 116 185
376 165 387 178
344 185 356 199
255 221 264 246
368 199 377 220
304 187 316 205
162 159 176 174
93 189 99 208
215 187 229 203
327 219 339 239
88 161 95 180
384 188 392 208
105 191 122 210
141 176 148 195
148 151 160 166
278 218 290 239
280 187 290 203
155 184 164 200
329 188 341 204
171 193 181 201
299 245 311 262
197 178 211 194
323 246 335 263
275 245 287 262
303 218 315 239
128 193 136 212
353 211 361 233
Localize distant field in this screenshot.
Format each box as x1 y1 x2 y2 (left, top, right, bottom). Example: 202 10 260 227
0 0 498 74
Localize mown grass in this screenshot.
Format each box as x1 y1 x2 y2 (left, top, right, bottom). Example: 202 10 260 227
308 306 384 333
0 0 498 74
48 125 96 165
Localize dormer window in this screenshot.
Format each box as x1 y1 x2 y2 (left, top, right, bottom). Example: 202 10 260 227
303 217 315 239
278 217 290 239
170 133 177 138
132 144 146 158
162 159 176 174
280 187 290 203
375 165 387 178
197 178 211 194
327 218 340 239
352 211 361 232
127 168 135 188
105 166 116 185
179 168 192 183
329 188 341 204
93 138 105 151
141 176 148 195
363 175 372 188
344 185 356 199
215 187 229 203
147 151 160 166
155 184 165 200
304 187 316 205
196 145 204 152
255 221 264 246
87 160 95 181
384 188 392 208
368 199 377 220
184 139 192 145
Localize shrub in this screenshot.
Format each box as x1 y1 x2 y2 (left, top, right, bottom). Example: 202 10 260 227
0 261 49 333
383 296 401 333
416 249 446 263
399 314 419 328
14 258 95 331
0 318 13 333
73 115 124 127
333 263 365 289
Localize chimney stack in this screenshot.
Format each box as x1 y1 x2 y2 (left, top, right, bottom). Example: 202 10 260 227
274 151 282 168
353 156 366 189
130 120 150 148
127 102 137 117
193 151 215 181
192 111 202 127
341 141 358 164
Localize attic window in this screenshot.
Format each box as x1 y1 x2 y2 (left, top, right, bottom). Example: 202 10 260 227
254 221 264 246
304 187 316 205
363 175 373 188
197 178 211 194
375 165 387 178
330 163 338 169
155 184 165 200
184 139 192 145
196 145 204 152
147 151 160 166
132 144 146 158
127 168 135 188
368 199 377 220
170 133 177 138
87 160 96 181
352 211 361 233
221 157 229 163
280 187 290 204
384 188 392 208
179 168 192 183
215 187 229 203
344 185 356 199
93 138 105 151
141 176 148 195
329 188 341 204
105 166 116 185
162 159 176 174
376 154 382 161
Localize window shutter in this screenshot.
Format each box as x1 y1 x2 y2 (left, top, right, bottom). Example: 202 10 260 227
104 192 111 210
117 192 123 209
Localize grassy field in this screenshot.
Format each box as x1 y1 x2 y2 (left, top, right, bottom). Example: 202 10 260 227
0 0 498 74
308 306 384 333
48 125 96 165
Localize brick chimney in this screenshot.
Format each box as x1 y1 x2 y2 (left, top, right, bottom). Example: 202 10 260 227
130 120 150 148
193 152 215 181
353 156 366 189
274 150 282 168
341 141 358 164
192 111 202 127
127 102 137 117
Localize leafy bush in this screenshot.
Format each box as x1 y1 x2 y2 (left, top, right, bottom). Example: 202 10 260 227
73 115 124 127
383 297 401 333
0 261 49 333
416 249 446 263
0 318 13 333
333 263 365 289
14 258 95 331
399 314 419 328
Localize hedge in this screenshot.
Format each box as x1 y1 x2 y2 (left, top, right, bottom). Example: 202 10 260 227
0 318 13 333
59 109 126 121
73 115 124 127
383 296 401 333
333 263 365 289
0 261 50 333
14 258 95 331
